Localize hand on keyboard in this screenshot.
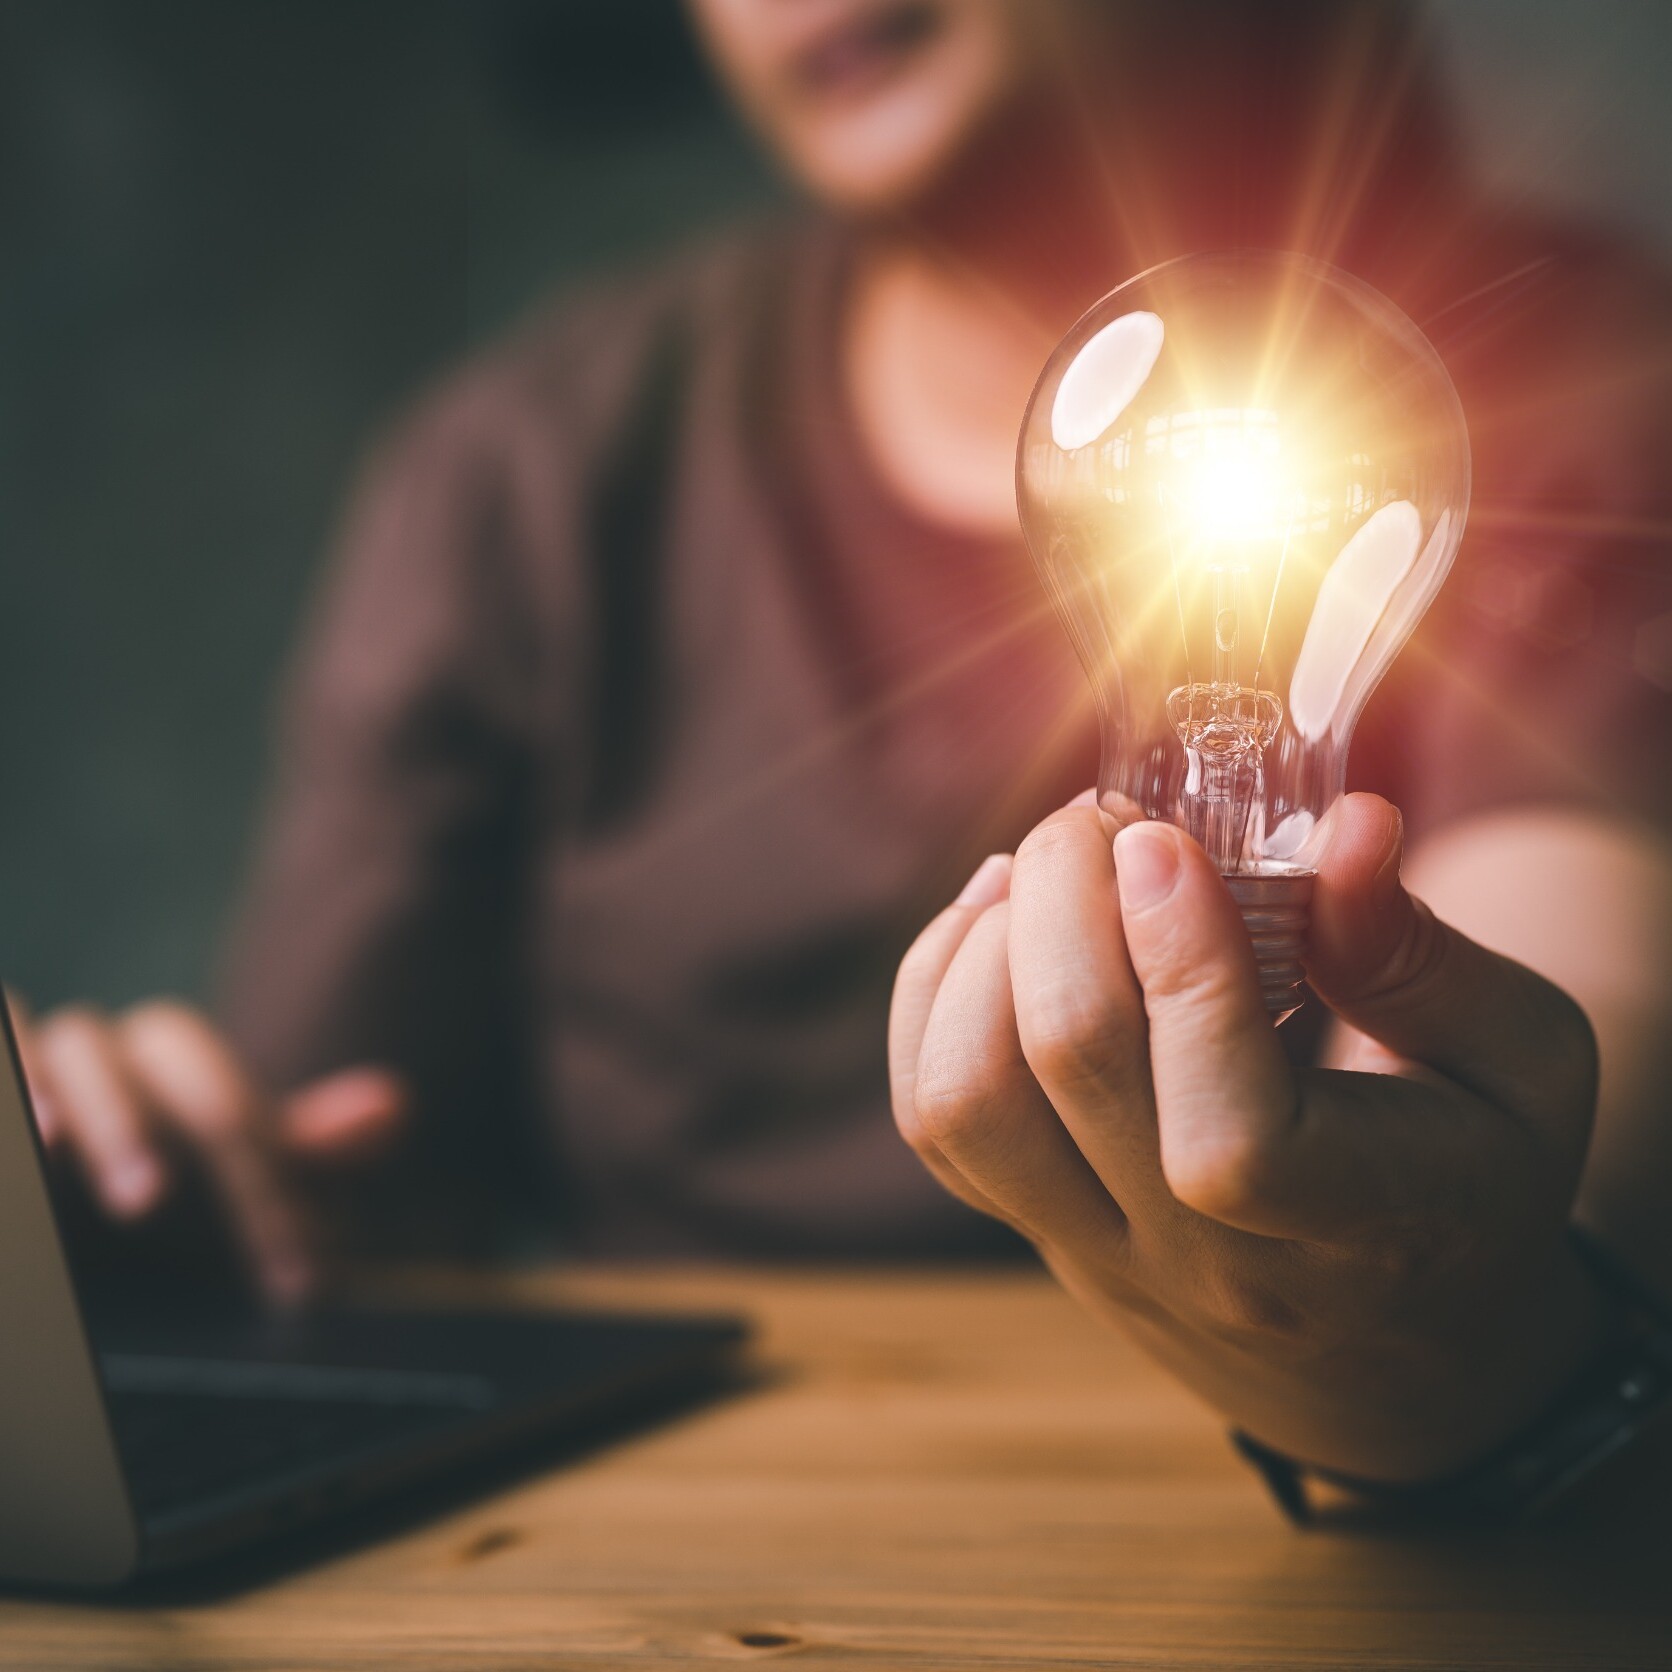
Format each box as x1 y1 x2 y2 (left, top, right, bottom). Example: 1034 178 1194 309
9 993 407 1304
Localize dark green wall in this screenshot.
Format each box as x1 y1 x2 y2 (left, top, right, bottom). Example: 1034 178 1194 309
0 0 783 1007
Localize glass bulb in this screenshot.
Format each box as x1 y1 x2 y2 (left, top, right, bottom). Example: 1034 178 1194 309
1017 251 1470 1022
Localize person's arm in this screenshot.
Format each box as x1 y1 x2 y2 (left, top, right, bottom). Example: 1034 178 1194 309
221 390 548 1263
13 992 404 1303
20 383 544 1298
890 794 1612 1484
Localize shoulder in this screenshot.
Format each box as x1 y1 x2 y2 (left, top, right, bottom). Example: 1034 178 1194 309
1431 207 1672 522
1427 202 1672 345
307 215 834 716
360 215 825 500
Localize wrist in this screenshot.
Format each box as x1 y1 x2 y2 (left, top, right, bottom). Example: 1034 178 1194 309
1244 1233 1615 1485
1235 1227 1672 1524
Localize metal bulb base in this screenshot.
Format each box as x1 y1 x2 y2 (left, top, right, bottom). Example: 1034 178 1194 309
1223 871 1314 1026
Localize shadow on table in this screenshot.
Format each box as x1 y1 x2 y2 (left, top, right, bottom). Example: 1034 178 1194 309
1240 1414 1672 1655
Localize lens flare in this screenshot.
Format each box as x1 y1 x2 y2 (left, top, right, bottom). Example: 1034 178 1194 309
1017 251 1471 1020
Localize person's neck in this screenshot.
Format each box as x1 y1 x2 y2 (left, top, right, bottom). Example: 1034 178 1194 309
841 238 1037 540
841 89 1137 541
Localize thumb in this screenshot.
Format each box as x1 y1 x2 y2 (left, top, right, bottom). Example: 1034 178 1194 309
279 1068 409 1164
1307 794 1596 1127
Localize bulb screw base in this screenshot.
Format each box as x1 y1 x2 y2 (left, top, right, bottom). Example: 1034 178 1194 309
1223 871 1314 1026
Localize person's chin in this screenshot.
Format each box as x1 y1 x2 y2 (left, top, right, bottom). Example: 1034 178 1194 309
785 96 987 216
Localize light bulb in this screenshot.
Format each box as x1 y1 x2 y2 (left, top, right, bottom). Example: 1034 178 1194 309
1017 251 1470 1022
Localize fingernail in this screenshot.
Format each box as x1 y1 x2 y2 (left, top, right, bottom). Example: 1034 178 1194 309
956 853 1013 908
1372 807 1406 900
1067 786 1099 808
1114 825 1180 912
106 1154 164 1216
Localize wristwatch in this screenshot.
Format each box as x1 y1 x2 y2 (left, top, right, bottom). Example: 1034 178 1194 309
1232 1227 1672 1525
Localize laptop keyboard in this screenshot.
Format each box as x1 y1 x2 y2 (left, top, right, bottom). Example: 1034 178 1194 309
78 1305 742 1538
102 1355 497 1521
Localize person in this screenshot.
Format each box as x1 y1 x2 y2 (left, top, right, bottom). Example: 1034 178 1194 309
16 0 1672 1485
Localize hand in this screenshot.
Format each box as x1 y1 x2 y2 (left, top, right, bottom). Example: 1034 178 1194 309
891 795 1608 1482
11 996 406 1305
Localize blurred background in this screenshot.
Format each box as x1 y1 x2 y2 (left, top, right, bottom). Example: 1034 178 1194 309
2 0 1668 1010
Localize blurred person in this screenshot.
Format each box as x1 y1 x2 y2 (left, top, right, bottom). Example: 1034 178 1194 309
16 0 1672 1489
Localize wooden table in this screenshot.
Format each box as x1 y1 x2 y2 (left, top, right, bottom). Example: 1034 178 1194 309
3 1266 1669 1669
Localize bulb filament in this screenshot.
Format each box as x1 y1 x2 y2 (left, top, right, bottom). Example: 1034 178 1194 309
1167 682 1282 871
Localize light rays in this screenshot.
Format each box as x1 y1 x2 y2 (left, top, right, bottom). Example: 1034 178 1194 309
674 5 1670 884
613 557 1082 866
1380 627 1619 804
1469 504 1672 563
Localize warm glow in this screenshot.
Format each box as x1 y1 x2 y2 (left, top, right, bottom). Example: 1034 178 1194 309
1179 452 1285 543
1157 410 1294 549
1018 250 1471 904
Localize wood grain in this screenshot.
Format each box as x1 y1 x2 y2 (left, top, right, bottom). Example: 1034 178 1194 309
2 1266 1668 1669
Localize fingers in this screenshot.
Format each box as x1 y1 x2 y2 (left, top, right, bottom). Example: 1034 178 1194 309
890 855 1018 1216
914 899 1127 1259
116 1003 315 1303
1007 808 1178 1228
907 806 1535 1254
1112 823 1299 1234
7 989 60 1144
18 989 403 1303
281 1068 408 1161
1307 793 1598 1134
34 1007 168 1218
890 854 1014 1117
1117 812 1543 1245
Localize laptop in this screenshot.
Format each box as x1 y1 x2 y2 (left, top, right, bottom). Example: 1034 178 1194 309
0 998 748 1589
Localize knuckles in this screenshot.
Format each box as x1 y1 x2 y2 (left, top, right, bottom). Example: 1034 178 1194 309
117 999 253 1140
34 1000 250 1139
1017 985 1142 1100
36 1003 110 1053
1160 1124 1279 1225
118 996 213 1051
909 1054 1007 1156
890 1074 939 1159
1013 807 1103 872
1130 918 1254 1018
33 1007 126 1104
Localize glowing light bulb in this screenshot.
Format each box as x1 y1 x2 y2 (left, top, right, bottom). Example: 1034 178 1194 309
1018 251 1470 1021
